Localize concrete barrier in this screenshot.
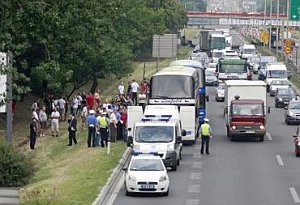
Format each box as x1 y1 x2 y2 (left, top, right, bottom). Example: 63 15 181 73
0 188 19 205
92 147 132 205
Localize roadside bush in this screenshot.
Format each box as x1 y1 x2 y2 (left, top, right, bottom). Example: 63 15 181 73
0 140 35 187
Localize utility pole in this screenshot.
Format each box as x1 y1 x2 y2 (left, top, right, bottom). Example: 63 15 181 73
264 0 267 48
285 0 290 65
6 51 13 144
269 0 273 52
276 0 279 58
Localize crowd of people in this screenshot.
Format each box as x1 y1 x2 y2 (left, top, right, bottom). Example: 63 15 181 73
28 79 150 149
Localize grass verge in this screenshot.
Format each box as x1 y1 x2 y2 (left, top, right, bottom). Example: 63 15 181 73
17 45 191 204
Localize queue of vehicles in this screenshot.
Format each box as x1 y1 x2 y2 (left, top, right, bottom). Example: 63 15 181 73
122 28 300 197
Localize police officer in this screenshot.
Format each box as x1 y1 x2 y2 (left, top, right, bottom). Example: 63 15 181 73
199 118 212 155
98 111 109 147
86 110 97 147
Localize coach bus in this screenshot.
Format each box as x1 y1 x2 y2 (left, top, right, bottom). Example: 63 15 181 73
149 64 206 144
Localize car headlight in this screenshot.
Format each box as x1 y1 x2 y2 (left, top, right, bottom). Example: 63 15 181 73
167 144 174 151
159 175 168 182
128 175 136 181
278 98 283 101
259 125 265 130
289 111 294 116
231 126 236 130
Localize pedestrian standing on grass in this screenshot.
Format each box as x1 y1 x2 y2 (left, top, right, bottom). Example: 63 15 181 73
67 113 77 146
39 106 47 137
98 111 109 147
86 109 97 147
51 107 60 137
108 109 117 143
29 118 38 149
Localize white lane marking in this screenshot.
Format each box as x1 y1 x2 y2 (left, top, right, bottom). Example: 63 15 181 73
192 162 203 169
189 172 202 180
289 187 300 203
106 173 124 205
188 184 201 193
276 155 284 166
185 199 200 205
266 132 272 141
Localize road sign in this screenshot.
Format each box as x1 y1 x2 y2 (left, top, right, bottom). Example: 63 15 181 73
152 34 177 58
290 0 300 21
284 39 294 54
260 31 269 44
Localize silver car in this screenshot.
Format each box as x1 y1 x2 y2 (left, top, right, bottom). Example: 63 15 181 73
215 82 225 102
284 100 300 125
270 80 289 97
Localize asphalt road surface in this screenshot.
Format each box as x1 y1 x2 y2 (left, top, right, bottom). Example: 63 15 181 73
111 34 300 205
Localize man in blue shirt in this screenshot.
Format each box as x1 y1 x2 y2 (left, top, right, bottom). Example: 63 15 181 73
86 110 98 147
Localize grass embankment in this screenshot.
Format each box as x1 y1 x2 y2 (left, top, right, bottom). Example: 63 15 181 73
13 46 190 204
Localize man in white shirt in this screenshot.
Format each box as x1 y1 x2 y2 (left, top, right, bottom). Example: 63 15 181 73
118 82 125 95
108 109 117 142
58 97 66 121
51 107 60 137
130 79 139 105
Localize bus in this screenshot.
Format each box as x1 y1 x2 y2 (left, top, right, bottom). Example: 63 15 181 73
209 33 226 50
218 58 251 81
149 64 206 144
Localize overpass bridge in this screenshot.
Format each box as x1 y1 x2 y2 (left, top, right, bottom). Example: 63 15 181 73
187 11 300 27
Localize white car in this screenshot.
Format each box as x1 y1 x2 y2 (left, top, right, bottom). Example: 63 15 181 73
269 79 289 97
215 82 225 102
123 152 169 196
205 70 218 86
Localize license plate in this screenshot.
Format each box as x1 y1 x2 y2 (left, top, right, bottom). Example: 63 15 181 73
140 184 154 189
246 131 255 133
284 102 289 104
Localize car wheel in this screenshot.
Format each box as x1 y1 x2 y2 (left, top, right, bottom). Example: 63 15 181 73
125 186 131 196
164 189 169 196
171 164 177 171
259 136 264 142
179 150 182 160
296 151 300 157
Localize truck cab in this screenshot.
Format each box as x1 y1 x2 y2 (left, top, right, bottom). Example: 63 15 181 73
228 98 266 141
127 105 185 171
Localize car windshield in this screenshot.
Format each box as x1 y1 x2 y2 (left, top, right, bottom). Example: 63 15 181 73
218 84 225 89
289 102 300 109
206 72 215 76
278 89 295 97
135 126 174 143
243 49 255 54
130 159 165 171
271 80 288 85
231 104 263 116
267 70 287 78
213 52 223 58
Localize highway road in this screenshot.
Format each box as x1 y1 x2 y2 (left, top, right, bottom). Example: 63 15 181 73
110 34 300 205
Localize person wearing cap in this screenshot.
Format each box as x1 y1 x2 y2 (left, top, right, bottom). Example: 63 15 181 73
67 113 77 146
86 109 98 147
98 111 109 147
199 118 213 155
29 118 38 149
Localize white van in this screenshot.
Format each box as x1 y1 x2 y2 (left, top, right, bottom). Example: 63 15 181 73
240 44 256 59
265 62 288 92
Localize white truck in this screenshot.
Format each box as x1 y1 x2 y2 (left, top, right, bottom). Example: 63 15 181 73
240 44 256 59
127 105 186 171
265 62 288 92
224 80 269 141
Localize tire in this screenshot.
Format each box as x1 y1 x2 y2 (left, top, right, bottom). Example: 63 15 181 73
296 153 300 157
259 136 264 142
285 118 290 125
231 135 235 141
171 163 177 171
164 189 169 196
125 186 131 196
179 150 182 160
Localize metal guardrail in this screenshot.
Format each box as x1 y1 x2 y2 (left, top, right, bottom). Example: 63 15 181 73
0 188 20 205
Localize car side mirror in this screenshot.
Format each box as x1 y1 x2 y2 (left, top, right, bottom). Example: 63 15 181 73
127 136 133 147
268 106 271 113
181 130 187 136
122 167 128 171
293 135 297 138
176 136 182 143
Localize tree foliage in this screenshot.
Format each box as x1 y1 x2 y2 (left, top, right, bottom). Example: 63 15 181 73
0 0 187 98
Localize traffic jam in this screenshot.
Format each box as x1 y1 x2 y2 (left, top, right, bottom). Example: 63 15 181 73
112 27 300 205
